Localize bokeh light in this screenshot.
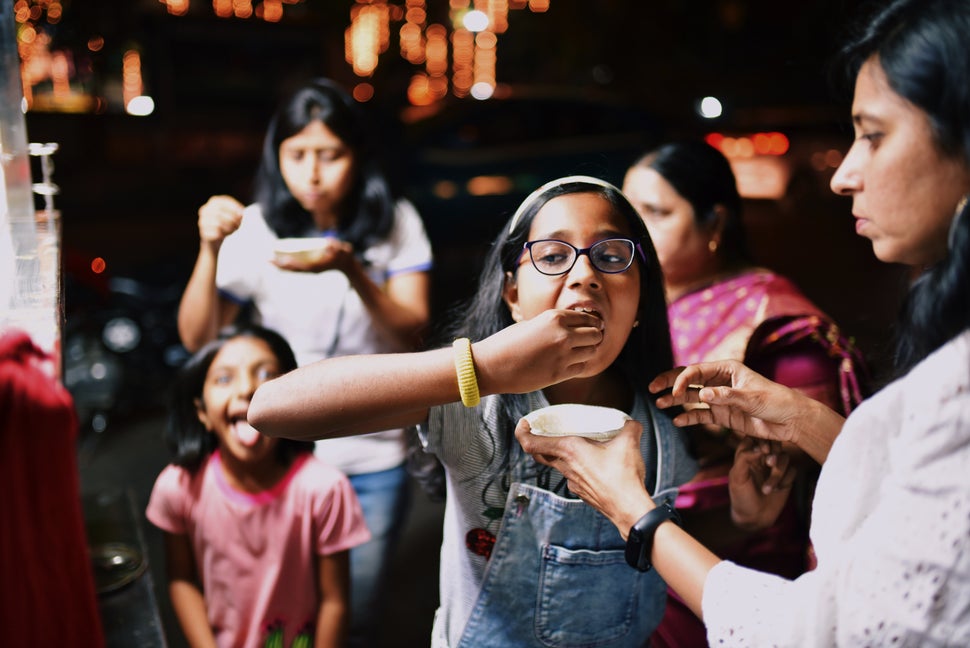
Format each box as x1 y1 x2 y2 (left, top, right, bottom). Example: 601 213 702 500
463 9 489 32
698 96 723 119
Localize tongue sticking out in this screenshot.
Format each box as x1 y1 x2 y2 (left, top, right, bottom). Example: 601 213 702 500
232 420 261 447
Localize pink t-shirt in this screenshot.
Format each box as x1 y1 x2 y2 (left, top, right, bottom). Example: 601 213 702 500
146 451 370 648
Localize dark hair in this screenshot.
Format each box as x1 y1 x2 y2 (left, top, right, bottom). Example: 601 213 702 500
446 177 673 438
165 323 314 471
839 0 970 375
253 78 395 249
631 139 749 268
406 178 674 499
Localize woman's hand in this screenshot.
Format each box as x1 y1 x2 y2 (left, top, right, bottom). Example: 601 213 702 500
515 418 655 538
197 195 245 248
649 360 802 443
475 309 606 396
649 359 845 464
728 437 797 531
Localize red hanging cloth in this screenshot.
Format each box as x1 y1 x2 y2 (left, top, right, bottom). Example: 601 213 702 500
0 328 104 647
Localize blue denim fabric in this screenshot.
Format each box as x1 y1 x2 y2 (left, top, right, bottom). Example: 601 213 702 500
346 464 411 648
451 400 686 648
457 482 674 648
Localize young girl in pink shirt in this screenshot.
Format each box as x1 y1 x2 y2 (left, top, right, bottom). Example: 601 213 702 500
147 324 369 648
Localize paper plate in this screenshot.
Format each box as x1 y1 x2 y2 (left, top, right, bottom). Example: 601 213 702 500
524 403 631 441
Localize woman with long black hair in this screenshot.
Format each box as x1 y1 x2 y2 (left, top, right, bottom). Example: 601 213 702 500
517 1 970 644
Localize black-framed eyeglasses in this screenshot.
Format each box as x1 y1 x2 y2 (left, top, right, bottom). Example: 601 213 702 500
519 238 643 276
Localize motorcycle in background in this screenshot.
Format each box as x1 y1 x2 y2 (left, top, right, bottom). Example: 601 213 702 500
63 256 190 440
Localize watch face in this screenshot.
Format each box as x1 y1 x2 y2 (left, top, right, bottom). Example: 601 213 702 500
625 503 680 572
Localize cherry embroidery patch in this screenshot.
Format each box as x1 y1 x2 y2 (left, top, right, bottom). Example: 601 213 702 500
465 528 496 559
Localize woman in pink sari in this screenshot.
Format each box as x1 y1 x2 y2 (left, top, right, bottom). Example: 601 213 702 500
623 140 868 647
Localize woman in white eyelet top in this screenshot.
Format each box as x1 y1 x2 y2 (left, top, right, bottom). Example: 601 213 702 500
514 1 970 645
699 330 970 645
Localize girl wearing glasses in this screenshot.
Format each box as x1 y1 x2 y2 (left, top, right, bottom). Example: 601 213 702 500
249 176 697 647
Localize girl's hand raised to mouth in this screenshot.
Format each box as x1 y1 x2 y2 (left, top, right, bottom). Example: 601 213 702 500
474 308 605 395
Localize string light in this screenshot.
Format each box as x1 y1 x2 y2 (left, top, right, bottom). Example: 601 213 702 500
121 50 143 107
16 1 93 112
15 0 555 112
347 0 552 102
162 0 299 20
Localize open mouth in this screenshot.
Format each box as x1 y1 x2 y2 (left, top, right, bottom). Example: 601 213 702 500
230 416 261 447
572 305 603 320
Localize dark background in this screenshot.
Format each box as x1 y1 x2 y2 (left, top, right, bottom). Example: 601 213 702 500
26 0 906 378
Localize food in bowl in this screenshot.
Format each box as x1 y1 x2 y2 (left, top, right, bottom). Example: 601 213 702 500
524 403 631 441
273 238 331 264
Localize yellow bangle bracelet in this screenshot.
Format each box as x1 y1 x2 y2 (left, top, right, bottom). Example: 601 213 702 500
453 337 480 408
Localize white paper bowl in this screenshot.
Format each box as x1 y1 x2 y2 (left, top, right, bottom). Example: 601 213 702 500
273 238 330 264
524 404 631 441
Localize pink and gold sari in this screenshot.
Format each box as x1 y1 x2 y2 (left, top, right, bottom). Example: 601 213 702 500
653 269 867 648
668 269 865 413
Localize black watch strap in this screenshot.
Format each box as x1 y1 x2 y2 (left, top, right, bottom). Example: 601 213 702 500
624 501 682 572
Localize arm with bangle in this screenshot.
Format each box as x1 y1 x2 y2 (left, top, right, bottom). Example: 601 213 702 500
249 308 606 441
453 337 480 407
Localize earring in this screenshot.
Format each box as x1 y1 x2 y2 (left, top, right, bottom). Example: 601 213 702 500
949 194 969 251
708 239 719 253
632 320 640 328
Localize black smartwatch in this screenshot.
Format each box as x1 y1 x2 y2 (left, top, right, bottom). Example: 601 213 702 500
624 501 682 572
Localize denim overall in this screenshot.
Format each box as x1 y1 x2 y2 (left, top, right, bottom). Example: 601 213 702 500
455 405 682 648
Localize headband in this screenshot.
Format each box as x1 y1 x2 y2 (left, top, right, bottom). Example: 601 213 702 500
507 175 622 234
